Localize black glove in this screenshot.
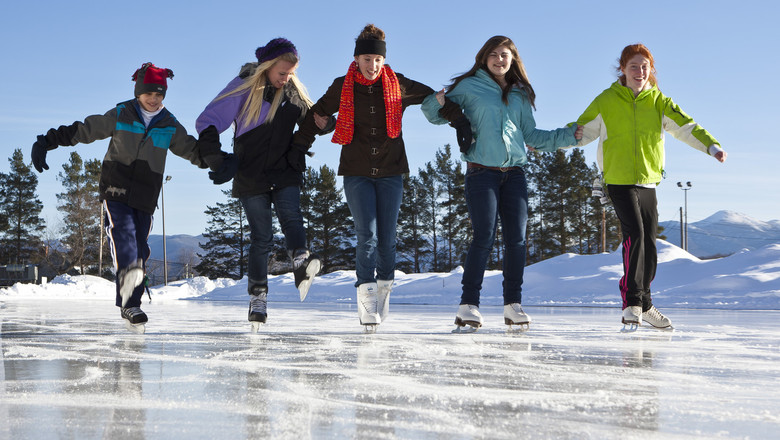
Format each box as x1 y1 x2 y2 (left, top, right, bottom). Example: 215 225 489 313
208 153 238 185
31 135 50 173
287 143 310 173
197 125 224 171
450 116 473 153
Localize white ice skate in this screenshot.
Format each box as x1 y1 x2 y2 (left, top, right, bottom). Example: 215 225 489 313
643 306 674 330
248 285 268 333
121 307 147 334
453 304 483 333
357 283 380 333
504 303 531 332
376 279 393 322
620 306 642 332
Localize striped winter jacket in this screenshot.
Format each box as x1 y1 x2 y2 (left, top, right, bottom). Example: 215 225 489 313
44 99 204 214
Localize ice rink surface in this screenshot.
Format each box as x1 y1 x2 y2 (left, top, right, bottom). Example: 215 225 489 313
1 299 778 439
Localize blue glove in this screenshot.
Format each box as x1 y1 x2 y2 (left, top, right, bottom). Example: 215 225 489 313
208 153 238 185
31 135 50 172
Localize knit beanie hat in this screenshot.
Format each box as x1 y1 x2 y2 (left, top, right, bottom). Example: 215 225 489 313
132 62 174 97
255 38 298 65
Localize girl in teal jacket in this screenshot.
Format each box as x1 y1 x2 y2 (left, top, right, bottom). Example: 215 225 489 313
423 35 580 332
574 43 727 331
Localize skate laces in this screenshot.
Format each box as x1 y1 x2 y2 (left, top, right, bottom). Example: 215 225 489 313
644 306 665 321
292 250 310 270
508 303 525 314
358 289 378 314
249 294 267 312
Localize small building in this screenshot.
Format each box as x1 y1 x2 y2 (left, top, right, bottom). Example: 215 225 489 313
0 264 39 287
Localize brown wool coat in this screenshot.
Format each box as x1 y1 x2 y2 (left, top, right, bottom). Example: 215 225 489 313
292 70 462 177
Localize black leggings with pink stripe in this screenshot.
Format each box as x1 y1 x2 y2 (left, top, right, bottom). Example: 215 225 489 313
608 185 658 311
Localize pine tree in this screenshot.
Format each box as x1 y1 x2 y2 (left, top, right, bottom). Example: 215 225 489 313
397 174 430 273
195 189 249 279
566 149 599 254
56 152 102 274
434 144 470 271
302 165 353 272
0 148 46 263
417 163 440 272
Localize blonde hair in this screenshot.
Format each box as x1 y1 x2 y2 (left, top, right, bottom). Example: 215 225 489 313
218 52 313 128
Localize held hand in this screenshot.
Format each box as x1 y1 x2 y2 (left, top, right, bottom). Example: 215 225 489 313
31 135 50 173
208 153 238 185
574 124 583 141
313 113 328 130
714 151 727 163
435 88 446 106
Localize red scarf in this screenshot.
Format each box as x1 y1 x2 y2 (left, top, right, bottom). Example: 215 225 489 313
331 61 402 145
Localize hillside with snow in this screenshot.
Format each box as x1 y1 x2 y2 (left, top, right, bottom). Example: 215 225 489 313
6 240 780 310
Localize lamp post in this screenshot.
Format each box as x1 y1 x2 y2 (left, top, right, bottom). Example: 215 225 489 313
162 175 172 285
676 181 692 251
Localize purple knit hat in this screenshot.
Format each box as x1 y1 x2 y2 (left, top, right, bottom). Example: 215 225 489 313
255 38 298 64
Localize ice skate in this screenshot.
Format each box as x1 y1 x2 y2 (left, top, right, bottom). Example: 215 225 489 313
376 279 393 322
121 306 147 334
453 304 482 333
357 283 380 332
291 249 321 301
118 261 145 308
248 285 268 333
643 306 674 330
621 306 642 332
504 303 531 332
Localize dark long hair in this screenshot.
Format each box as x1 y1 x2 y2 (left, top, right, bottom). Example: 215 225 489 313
447 35 536 108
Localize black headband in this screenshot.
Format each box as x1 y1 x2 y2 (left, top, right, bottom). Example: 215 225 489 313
354 39 386 57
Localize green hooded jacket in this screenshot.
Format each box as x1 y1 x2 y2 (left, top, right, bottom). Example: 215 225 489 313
575 81 719 185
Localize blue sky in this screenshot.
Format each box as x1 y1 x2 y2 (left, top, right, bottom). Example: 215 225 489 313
1 0 777 237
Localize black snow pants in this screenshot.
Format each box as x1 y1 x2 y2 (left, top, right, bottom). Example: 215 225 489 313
608 185 658 311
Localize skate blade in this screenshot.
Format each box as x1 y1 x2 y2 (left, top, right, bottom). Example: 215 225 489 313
363 324 378 334
506 323 530 333
452 325 478 334
297 259 321 301
620 323 640 333
250 321 264 333
124 321 146 334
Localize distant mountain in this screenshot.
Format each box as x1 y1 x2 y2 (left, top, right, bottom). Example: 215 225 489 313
144 211 780 268
660 210 780 258
147 234 205 263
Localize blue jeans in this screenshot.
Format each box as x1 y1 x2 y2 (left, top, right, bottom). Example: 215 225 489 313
343 175 403 287
461 167 528 306
240 185 306 290
104 200 152 308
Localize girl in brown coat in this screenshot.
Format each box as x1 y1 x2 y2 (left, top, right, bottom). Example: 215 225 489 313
293 24 464 331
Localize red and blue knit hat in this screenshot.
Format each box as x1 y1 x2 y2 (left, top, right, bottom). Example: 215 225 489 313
255 38 298 64
132 62 174 97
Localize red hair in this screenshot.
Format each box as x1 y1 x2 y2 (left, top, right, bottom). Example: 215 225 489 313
617 43 657 86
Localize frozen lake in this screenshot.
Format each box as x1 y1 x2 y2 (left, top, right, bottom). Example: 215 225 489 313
1 299 778 439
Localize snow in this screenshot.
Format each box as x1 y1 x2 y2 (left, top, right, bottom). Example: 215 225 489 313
2 240 780 438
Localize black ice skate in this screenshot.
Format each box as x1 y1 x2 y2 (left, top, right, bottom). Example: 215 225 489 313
291 249 321 301
248 285 268 333
121 306 147 334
